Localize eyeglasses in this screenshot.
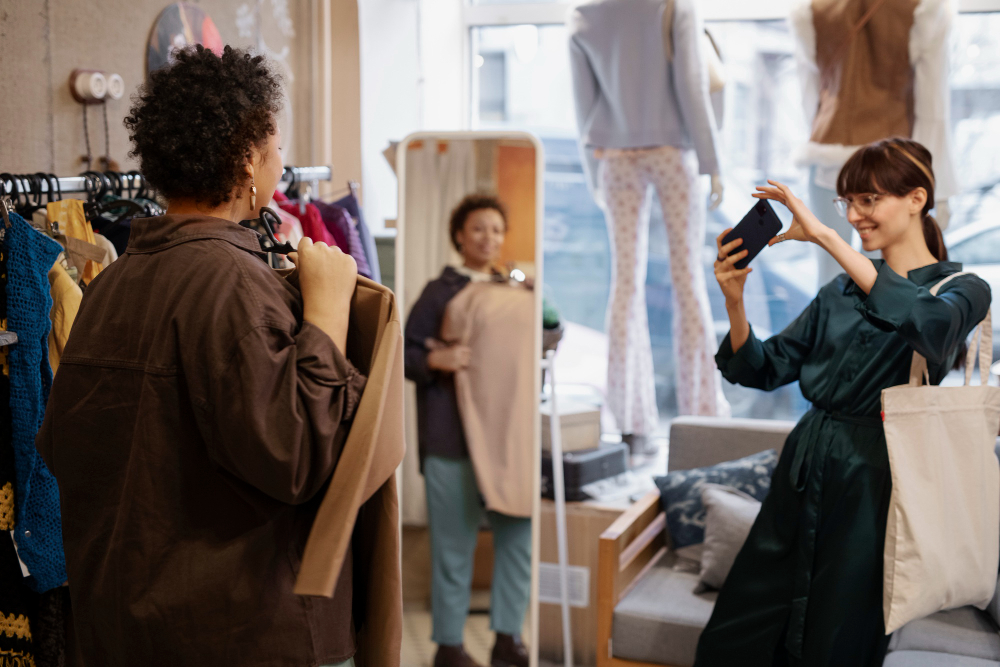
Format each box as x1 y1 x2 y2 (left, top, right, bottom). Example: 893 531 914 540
833 194 883 218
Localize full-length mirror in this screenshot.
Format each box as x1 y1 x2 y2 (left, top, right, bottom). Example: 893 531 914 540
396 132 544 667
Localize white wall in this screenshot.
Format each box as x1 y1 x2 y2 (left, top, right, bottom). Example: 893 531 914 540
358 0 422 230
357 0 469 230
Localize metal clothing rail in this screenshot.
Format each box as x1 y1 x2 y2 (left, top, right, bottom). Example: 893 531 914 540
0 165 333 197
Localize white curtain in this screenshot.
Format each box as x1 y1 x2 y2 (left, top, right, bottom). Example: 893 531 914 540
400 139 478 526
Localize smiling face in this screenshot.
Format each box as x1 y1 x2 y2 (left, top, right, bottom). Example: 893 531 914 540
455 207 507 268
845 187 927 253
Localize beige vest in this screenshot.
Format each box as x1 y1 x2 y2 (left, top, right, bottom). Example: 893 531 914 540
810 0 918 146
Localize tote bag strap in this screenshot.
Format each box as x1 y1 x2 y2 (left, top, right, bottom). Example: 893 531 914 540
909 272 993 386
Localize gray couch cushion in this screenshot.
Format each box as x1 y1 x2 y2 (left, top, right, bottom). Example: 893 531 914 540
889 607 1000 662
668 416 795 473
699 484 760 590
612 554 717 666
884 651 1000 666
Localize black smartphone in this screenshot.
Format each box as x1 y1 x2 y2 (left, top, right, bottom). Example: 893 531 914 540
721 199 783 270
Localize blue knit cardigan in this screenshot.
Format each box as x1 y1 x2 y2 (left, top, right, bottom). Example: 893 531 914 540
5 212 66 592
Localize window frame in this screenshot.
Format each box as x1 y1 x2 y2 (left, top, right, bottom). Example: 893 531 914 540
463 0 1000 28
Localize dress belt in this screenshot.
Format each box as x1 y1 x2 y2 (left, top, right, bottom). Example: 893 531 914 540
785 408 883 658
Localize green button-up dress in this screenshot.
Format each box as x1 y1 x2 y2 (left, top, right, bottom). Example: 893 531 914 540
694 260 991 667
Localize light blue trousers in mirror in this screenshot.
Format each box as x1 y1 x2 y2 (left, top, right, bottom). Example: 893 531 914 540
424 455 532 646
320 660 354 667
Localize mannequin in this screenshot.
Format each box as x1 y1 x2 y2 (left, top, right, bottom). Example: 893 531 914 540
569 0 731 450
790 0 958 287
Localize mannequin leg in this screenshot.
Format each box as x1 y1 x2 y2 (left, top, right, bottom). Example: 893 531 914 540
486 511 532 636
649 147 731 417
599 154 660 436
425 456 484 646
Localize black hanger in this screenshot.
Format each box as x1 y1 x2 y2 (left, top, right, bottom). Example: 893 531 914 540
283 166 301 200
104 171 124 198
125 170 143 199
37 173 61 204
242 206 295 255
80 170 111 202
17 174 45 216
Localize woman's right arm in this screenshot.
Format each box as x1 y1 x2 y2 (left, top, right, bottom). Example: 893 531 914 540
404 288 441 386
714 229 820 390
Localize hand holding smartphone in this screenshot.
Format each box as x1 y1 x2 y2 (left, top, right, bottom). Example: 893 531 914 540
721 199 783 269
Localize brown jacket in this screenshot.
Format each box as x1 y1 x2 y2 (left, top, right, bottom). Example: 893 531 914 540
440 282 536 519
810 0 918 147
36 215 373 667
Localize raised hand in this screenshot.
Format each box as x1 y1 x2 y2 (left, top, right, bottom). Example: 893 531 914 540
714 229 752 307
753 180 829 246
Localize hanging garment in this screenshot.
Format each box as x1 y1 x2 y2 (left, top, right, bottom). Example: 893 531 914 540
45 201 103 285
271 199 304 249
37 215 369 667
0 237 39 667
4 212 66 594
290 274 405 667
599 146 730 433
334 192 381 285
91 217 132 258
273 190 339 248
92 233 117 265
0 536 36 666
439 282 536 519
404 267 475 465
695 260 990 667
789 0 958 203
47 262 82 375
314 201 373 279
569 0 722 196
1 240 14 533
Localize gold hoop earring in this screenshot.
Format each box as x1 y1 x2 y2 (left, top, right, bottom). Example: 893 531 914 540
249 178 257 211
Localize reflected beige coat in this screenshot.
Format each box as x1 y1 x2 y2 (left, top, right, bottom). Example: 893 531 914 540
440 282 535 519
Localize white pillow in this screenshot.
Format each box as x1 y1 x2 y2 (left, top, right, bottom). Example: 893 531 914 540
698 483 761 590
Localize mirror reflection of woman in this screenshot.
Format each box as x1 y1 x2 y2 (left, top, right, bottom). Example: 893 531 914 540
404 195 531 667
694 138 991 666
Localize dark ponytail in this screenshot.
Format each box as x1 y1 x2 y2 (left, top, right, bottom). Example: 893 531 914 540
922 214 948 262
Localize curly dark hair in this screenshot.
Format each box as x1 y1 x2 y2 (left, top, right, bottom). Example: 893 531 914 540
124 45 283 207
448 193 508 251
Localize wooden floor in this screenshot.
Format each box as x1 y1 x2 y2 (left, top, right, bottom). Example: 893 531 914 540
402 607 496 667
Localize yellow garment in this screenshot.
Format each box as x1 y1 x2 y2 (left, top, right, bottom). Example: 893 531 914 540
46 200 104 284
48 261 83 375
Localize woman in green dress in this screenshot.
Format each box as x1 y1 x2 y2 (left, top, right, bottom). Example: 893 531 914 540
693 138 992 667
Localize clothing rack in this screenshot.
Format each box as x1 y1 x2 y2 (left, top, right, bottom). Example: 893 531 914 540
0 165 333 198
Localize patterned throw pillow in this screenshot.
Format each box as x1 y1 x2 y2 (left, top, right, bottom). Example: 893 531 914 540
654 449 778 549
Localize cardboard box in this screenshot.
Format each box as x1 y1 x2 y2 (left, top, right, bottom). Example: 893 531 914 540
541 399 602 452
537 499 626 666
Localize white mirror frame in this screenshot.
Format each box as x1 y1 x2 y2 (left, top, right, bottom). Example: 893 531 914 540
395 130 546 667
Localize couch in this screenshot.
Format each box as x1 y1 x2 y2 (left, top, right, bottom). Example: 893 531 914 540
596 416 1000 667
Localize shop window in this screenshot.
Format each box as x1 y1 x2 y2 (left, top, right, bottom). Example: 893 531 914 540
471 12 1000 422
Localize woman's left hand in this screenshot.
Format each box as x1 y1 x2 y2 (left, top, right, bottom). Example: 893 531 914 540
754 180 830 246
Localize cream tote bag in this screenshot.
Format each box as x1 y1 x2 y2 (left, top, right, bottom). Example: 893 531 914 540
882 272 1000 634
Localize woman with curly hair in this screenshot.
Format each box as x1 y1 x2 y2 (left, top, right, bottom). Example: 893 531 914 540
36 46 368 666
